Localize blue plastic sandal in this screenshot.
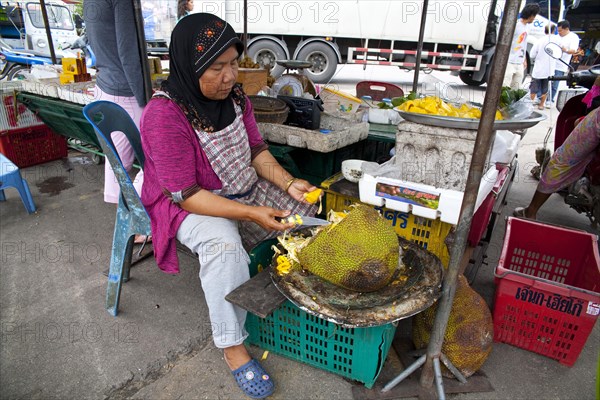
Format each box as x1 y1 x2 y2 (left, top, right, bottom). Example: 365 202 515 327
231 359 275 399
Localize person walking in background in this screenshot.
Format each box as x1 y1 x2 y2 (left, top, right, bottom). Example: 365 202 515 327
529 24 558 110
549 20 580 105
503 3 539 90
84 0 149 243
177 0 193 21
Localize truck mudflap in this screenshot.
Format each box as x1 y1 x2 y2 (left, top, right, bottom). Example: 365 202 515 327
347 47 482 71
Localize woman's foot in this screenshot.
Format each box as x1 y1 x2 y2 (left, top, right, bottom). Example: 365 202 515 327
226 345 274 399
224 344 252 370
513 207 536 219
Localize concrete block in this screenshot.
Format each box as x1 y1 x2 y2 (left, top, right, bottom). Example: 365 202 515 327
258 111 369 153
393 121 490 191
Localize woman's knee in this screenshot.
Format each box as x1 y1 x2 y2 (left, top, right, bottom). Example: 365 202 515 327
178 214 248 264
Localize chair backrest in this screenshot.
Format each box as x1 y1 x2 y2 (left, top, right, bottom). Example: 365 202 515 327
356 81 404 101
82 101 146 211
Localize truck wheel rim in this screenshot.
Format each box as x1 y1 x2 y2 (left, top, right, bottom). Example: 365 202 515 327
306 52 327 75
256 50 276 70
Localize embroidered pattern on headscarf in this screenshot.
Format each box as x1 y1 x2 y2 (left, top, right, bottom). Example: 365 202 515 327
193 19 226 74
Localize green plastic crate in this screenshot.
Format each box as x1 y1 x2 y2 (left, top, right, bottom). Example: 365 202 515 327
245 240 397 388
268 138 392 187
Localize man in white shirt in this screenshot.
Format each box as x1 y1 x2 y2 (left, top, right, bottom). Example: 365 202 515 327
549 20 580 104
529 24 559 110
502 3 539 89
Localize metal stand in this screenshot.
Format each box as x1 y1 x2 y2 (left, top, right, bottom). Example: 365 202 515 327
351 337 494 400
375 1 522 398
381 352 466 400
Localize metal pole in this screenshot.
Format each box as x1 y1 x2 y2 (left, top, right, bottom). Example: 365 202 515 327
132 0 152 104
39 0 57 64
243 0 248 56
418 0 521 388
412 0 429 94
547 0 553 102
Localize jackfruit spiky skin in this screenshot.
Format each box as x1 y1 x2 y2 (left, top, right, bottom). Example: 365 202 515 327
297 205 398 292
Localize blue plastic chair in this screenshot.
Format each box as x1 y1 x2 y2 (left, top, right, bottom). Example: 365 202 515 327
0 153 36 213
82 101 152 316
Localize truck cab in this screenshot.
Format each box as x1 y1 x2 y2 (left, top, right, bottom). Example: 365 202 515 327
0 1 78 56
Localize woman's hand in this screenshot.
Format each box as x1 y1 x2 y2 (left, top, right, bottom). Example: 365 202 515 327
287 179 317 203
249 206 296 231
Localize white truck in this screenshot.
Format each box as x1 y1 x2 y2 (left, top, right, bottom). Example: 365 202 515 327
0 1 79 56
200 0 577 85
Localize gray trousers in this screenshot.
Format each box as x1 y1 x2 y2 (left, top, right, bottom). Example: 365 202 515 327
177 214 250 348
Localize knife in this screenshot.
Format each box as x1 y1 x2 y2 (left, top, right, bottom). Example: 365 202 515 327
278 214 331 226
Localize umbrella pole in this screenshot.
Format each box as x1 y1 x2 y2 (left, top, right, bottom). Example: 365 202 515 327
39 0 57 64
382 0 520 397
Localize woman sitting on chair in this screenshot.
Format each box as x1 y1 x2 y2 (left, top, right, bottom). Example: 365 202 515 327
140 13 317 399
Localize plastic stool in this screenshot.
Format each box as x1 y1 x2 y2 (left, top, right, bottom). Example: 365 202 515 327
0 153 36 213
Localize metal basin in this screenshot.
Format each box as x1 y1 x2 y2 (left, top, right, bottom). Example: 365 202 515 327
396 110 546 131
270 236 444 328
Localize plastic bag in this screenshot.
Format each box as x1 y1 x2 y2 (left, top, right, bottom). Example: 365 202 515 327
499 88 531 120
502 95 533 120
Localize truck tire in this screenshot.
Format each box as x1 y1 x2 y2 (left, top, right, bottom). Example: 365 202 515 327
296 42 337 83
247 39 286 77
459 70 486 86
459 57 493 87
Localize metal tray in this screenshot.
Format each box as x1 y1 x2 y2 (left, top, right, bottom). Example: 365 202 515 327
270 236 444 327
396 110 546 130
276 60 313 69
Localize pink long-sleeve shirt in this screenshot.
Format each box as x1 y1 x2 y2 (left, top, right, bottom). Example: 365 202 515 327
140 96 267 273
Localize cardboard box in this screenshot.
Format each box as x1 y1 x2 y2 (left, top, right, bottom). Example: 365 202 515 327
148 57 163 75
236 68 267 95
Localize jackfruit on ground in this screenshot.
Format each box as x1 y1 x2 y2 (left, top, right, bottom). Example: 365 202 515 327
297 205 399 292
412 274 493 378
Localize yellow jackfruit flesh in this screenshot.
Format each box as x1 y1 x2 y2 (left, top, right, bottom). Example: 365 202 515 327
303 188 322 204
397 96 503 120
297 205 399 292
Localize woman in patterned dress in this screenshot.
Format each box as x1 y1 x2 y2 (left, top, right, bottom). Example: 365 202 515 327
140 13 317 398
514 79 600 220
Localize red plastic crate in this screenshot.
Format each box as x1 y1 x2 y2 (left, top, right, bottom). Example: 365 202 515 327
0 124 68 168
493 217 600 366
1 90 43 130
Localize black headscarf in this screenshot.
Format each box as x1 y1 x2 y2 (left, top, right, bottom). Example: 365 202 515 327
160 13 245 132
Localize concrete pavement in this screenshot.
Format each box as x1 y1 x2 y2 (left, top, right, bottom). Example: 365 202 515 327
1 71 598 400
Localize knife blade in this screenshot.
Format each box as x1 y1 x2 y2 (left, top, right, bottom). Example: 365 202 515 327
279 214 331 226
296 215 331 226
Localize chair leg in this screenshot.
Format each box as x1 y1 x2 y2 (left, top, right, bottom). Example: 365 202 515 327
122 234 134 282
0 189 5 202
105 222 135 316
19 178 36 213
